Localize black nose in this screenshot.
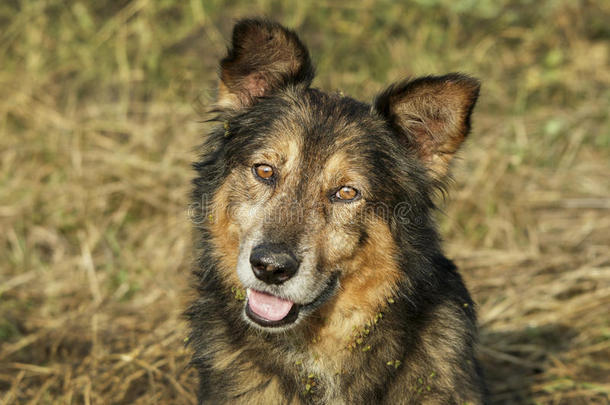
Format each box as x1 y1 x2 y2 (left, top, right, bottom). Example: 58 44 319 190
250 244 299 285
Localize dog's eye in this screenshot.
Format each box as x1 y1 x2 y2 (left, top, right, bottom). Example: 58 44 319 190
334 186 359 202
253 164 275 182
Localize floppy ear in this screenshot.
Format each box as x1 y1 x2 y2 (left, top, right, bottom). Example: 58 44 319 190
217 19 315 110
374 74 480 179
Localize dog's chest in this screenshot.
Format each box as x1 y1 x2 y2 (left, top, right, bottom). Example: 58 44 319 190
286 353 348 404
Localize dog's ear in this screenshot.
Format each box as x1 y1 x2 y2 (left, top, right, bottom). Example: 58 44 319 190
217 19 315 110
374 74 480 179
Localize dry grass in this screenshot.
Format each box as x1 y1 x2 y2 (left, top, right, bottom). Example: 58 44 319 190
1 1 609 404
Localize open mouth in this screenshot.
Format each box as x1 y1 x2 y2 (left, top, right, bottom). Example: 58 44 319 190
244 273 339 328
245 289 300 327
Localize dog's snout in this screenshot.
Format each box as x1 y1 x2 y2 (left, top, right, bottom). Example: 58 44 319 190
250 244 299 285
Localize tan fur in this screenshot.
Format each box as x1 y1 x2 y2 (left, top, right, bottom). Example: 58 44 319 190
208 179 242 288
315 218 401 344
294 219 403 400
216 81 242 110
321 151 371 198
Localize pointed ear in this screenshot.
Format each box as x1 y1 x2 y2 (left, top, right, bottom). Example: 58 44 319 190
374 74 480 179
217 19 315 110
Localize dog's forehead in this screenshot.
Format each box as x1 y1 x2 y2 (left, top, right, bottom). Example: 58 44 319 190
265 116 371 182
266 89 380 157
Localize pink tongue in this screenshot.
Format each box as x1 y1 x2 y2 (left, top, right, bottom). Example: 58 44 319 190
247 289 294 321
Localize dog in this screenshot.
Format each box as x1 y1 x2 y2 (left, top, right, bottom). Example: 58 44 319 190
187 18 487 404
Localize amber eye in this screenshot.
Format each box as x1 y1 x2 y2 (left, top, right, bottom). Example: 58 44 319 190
253 164 275 182
334 186 359 201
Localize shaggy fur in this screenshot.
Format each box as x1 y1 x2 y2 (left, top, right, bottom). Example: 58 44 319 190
187 18 487 404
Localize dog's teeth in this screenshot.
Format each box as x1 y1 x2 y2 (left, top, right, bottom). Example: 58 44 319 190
246 288 251 298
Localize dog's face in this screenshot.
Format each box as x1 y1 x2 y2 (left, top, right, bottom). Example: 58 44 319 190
200 20 479 331
215 91 395 329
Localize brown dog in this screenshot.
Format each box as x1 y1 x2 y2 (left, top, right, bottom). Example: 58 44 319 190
187 18 487 404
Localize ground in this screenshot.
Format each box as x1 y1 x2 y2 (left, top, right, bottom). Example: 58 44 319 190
0 1 609 404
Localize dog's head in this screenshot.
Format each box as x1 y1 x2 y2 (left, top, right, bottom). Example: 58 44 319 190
196 19 479 331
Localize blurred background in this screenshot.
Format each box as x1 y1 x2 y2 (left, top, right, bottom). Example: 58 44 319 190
0 1 608 403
